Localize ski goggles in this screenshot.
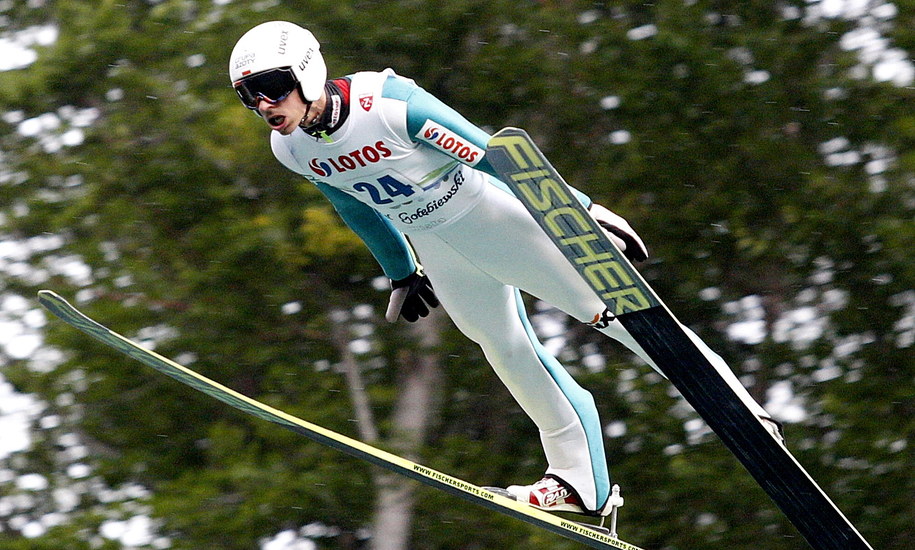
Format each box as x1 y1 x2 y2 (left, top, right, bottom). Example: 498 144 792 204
233 67 299 110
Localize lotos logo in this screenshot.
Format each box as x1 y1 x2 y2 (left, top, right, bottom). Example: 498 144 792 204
416 120 483 166
308 159 334 177
308 140 393 177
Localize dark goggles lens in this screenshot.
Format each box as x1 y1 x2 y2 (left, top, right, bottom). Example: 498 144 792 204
233 67 298 109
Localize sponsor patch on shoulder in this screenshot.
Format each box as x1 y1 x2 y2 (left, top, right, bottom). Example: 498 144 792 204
416 120 484 166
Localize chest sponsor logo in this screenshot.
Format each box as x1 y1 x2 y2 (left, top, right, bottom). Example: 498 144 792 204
308 141 393 177
359 94 374 111
416 120 483 166
396 169 466 226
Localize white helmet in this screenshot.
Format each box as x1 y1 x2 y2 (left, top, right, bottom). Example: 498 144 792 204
229 21 327 104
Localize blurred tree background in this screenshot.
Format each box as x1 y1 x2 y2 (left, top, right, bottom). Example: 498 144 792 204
1 1 913 549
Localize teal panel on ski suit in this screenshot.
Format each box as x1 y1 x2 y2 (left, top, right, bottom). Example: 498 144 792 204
311 180 417 281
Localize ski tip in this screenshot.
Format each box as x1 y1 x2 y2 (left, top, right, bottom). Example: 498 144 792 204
37 290 71 313
492 126 528 138
37 289 60 304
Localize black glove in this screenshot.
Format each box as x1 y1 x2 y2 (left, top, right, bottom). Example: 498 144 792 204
385 270 440 323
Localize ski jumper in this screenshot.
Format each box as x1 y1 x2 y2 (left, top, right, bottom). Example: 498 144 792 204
270 69 770 513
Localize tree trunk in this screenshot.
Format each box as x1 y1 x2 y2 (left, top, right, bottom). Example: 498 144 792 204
332 307 445 550
371 308 444 550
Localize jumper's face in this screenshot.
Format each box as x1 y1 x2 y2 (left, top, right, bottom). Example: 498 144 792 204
233 67 308 134
257 92 309 135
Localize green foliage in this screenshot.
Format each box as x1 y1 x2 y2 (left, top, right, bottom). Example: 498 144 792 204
1 0 913 549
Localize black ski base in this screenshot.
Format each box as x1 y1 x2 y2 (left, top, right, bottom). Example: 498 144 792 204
621 307 872 550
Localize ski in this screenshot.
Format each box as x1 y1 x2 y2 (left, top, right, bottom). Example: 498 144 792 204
485 127 873 550
37 290 643 550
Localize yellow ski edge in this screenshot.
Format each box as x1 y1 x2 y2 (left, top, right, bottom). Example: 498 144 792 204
37 290 644 550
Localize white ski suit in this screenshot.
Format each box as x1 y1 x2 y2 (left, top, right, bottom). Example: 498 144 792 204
270 69 770 513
